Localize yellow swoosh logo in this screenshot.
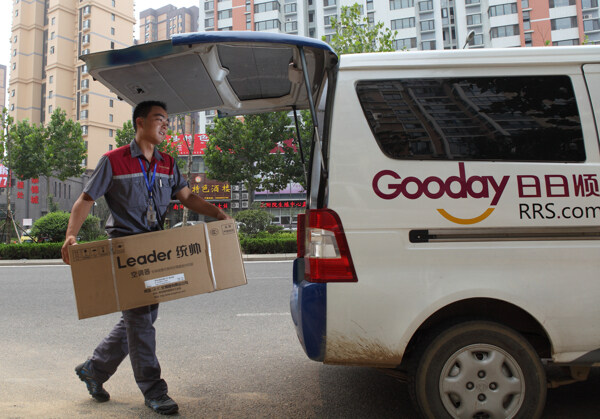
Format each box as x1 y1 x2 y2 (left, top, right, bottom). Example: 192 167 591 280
437 208 495 225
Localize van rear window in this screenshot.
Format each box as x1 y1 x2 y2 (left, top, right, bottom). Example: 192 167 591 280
356 76 585 162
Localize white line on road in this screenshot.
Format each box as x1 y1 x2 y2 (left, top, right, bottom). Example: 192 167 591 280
236 312 289 317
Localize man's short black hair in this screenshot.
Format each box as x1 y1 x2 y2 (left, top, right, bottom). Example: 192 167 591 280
132 100 167 132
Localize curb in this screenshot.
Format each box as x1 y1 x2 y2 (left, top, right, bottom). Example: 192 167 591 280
0 254 297 266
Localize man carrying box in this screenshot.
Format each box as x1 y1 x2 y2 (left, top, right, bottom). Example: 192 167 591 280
61 100 230 415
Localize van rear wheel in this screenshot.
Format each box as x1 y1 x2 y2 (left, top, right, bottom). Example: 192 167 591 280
411 321 546 419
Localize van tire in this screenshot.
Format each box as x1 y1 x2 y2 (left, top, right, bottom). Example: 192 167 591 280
410 321 546 419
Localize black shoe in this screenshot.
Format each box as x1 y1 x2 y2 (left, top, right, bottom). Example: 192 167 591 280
75 360 110 402
145 394 179 415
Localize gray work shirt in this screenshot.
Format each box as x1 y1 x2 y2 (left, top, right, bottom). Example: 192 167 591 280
84 140 188 238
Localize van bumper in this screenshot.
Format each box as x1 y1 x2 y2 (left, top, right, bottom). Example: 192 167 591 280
290 257 326 361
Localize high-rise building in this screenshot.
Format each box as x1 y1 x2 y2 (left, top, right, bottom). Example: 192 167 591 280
0 65 7 109
139 5 200 135
8 0 136 169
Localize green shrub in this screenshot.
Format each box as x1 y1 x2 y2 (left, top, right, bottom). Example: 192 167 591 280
239 232 296 254
0 243 63 259
235 209 274 235
30 211 102 242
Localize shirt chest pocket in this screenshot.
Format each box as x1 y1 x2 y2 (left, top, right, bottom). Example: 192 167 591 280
113 176 147 208
154 175 175 214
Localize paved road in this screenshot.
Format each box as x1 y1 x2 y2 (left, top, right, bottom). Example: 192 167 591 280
0 262 598 418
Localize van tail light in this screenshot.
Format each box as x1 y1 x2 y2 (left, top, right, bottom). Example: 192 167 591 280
304 209 358 283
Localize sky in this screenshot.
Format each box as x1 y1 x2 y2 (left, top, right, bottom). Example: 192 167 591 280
0 1 199 105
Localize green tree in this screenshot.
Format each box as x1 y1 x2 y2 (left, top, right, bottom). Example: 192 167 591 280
324 3 397 54
6 108 86 210
234 209 274 235
115 119 135 147
205 112 307 200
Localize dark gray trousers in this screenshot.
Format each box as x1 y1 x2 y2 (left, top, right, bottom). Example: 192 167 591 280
87 303 168 399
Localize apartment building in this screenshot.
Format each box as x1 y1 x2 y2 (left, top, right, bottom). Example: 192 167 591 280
8 0 136 169
0 65 6 109
139 4 200 135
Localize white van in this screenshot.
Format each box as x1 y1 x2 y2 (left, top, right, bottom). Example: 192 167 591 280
84 34 600 418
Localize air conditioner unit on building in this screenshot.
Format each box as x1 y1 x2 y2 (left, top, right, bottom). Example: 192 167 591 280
584 14 592 20
286 17 292 22
232 202 239 208
242 201 249 208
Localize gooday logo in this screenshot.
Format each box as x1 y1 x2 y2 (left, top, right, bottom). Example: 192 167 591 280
372 163 510 225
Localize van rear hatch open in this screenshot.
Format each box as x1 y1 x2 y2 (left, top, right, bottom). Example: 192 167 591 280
81 32 337 117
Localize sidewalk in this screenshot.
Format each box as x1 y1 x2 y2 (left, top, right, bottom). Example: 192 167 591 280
0 253 297 266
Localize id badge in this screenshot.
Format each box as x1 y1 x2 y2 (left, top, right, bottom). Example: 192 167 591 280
147 202 157 223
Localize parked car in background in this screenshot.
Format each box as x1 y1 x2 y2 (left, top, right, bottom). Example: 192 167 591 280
170 221 200 229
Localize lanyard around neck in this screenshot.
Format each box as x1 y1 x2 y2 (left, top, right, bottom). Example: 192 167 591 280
138 158 157 197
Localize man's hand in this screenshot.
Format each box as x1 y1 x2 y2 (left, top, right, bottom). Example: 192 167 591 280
61 235 78 265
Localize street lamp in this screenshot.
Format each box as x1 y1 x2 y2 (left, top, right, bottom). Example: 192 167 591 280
463 30 476 49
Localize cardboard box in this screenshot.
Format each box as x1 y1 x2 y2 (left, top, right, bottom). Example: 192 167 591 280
69 220 247 319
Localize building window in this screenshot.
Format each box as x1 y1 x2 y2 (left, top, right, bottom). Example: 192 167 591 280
49 90 53 98
112 0 115 6
48 105 53 114
218 9 232 19
285 21 298 32
109 114 113 122
551 17 578 30
50 46 55 54
81 79 89 89
51 16 55 25
204 1 214 11
421 40 436 49
205 18 214 27
109 99 114 107
111 41 115 49
111 13 115 21
12 49 16 56
254 1 280 13
584 19 600 32
552 39 579 46
549 0 576 7
15 10 18 16
11 90 15 97
12 63 16 70
284 3 297 13
419 0 433 11
81 94 88 104
10 104 14 111
489 3 518 17
521 0 529 8
467 14 481 26
420 20 435 31
255 19 281 31
49 75 53 83
82 125 88 135
111 27 115 35
80 110 88 119
390 0 414 9
583 0 599 8
50 32 55 40
392 17 416 30
82 34 90 44
393 37 417 50
490 24 520 38
13 35 17 43
82 64 88 74
366 0 374 11
109 144 113 151
109 129 113 137
324 15 336 26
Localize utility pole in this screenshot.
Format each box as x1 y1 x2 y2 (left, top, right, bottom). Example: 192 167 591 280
181 116 195 226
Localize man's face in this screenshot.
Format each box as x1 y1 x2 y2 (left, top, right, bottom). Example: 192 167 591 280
138 106 168 145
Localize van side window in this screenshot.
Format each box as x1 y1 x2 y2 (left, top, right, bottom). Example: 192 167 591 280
356 76 585 162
